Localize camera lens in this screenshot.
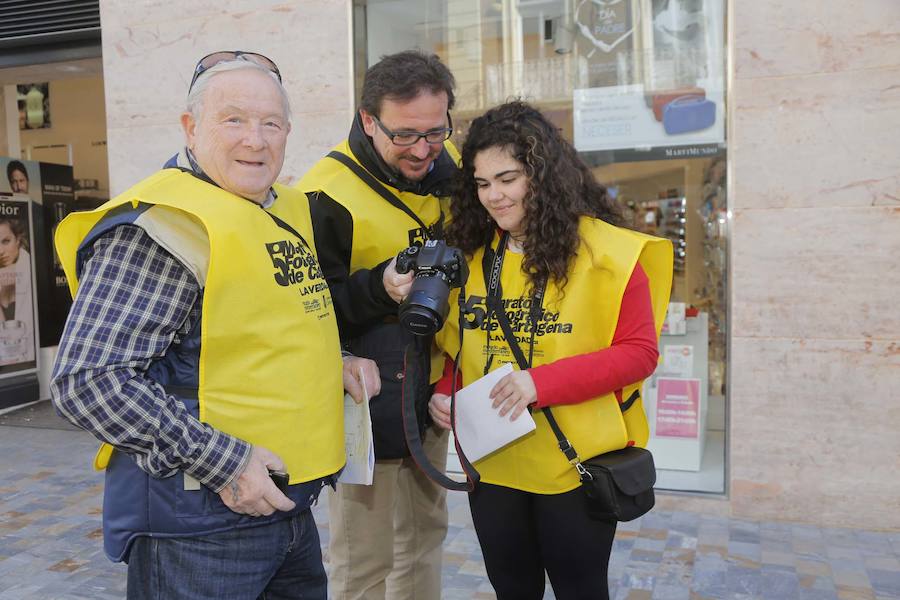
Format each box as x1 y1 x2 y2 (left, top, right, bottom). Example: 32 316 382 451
398 275 451 336
394 241 468 336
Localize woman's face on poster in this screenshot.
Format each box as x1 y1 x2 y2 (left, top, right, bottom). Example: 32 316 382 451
0 223 22 267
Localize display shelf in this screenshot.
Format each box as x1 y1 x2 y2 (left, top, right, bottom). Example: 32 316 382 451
631 190 687 274
655 430 725 494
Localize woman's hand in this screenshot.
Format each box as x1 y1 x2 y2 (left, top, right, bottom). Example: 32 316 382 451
490 370 537 421
429 393 452 430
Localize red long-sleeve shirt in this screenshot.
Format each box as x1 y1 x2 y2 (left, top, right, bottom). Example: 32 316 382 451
435 264 658 407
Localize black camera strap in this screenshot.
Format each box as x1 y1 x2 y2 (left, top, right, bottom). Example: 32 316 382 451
480 241 583 471
481 232 546 374
327 151 444 238
264 210 313 252
329 152 469 489
400 292 480 492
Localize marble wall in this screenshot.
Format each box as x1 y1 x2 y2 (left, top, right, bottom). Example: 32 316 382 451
99 0 354 195
728 0 900 529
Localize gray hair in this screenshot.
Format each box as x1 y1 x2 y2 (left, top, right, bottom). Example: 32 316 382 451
185 59 291 121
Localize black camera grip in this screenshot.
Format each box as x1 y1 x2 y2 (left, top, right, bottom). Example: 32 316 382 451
268 469 290 495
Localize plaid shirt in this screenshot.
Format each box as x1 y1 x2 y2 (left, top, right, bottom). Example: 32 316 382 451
51 224 250 493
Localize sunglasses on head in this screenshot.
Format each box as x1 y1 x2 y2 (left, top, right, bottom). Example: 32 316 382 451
188 51 281 92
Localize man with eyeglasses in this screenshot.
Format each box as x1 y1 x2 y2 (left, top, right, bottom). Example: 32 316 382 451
298 50 457 600
50 51 377 599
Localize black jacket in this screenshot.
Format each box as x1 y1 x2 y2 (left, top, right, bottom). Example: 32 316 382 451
307 114 457 459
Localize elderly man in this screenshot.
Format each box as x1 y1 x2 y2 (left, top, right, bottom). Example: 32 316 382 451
298 50 457 600
51 51 376 600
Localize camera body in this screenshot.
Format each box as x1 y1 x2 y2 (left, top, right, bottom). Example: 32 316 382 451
268 469 289 495
395 240 468 336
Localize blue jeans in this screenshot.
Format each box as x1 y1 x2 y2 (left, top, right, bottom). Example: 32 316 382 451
126 510 326 600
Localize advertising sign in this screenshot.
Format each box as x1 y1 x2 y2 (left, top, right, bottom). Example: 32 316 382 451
572 0 726 153
1 157 77 347
655 377 700 438
574 82 724 152
0 197 37 376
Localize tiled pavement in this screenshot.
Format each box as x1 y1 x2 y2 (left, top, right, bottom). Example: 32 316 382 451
2 402 900 599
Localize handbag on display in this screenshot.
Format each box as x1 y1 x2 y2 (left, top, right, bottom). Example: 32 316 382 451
649 87 706 121
663 95 717 135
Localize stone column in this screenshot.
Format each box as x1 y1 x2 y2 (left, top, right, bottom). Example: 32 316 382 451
728 0 900 528
99 0 354 194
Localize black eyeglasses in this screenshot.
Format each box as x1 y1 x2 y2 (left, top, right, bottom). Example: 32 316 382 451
371 113 453 146
188 51 281 93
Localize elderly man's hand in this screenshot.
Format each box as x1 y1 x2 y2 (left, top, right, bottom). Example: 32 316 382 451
343 356 380 404
383 257 414 304
218 445 295 517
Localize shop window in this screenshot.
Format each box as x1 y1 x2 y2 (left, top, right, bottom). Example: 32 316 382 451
355 0 728 495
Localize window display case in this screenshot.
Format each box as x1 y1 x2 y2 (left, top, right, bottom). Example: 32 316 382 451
356 0 728 495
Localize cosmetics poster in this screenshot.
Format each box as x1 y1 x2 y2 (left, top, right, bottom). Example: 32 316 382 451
0 197 37 376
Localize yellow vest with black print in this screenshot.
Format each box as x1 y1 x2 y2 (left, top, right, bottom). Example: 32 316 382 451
436 217 673 494
56 169 345 484
296 139 460 381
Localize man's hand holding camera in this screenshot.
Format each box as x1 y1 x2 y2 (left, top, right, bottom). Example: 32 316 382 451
383 256 414 304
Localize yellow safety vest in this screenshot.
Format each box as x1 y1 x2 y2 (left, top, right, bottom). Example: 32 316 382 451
296 140 460 380
436 217 672 494
56 169 345 484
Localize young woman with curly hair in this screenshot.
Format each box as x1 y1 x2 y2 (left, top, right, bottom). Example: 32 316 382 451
429 101 673 599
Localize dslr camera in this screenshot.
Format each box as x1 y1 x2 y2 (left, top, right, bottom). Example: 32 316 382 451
395 240 469 336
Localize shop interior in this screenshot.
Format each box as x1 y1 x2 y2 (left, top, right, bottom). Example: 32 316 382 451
1 57 110 205
0 56 109 409
597 154 727 494
360 0 728 494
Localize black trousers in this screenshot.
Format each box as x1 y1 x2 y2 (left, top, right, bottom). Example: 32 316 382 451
468 483 617 600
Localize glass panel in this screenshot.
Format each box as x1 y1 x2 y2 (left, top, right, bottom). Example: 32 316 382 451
356 0 728 495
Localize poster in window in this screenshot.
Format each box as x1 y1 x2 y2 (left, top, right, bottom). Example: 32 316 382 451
0 198 37 374
1 157 77 348
17 83 51 130
572 0 726 152
572 0 640 89
655 377 700 438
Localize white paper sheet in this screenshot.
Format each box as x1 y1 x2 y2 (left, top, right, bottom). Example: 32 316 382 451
338 368 375 485
453 363 537 463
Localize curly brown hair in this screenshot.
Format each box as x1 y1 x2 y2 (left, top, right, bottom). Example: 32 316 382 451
447 101 622 291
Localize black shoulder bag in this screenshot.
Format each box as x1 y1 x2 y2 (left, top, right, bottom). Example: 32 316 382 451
484 233 656 522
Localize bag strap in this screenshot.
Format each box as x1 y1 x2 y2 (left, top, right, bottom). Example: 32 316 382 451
485 277 594 482
327 150 444 236
481 232 545 372
264 210 313 251
482 235 642 484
